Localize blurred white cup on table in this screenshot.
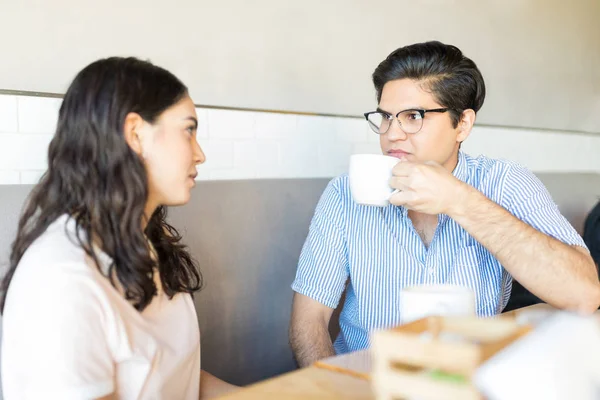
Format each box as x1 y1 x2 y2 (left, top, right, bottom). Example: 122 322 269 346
400 284 476 324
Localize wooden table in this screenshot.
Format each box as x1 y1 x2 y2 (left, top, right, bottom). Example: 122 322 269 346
215 304 570 399
216 366 375 399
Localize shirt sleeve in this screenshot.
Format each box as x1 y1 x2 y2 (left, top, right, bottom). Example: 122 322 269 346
291 178 350 309
2 269 115 399
500 163 587 248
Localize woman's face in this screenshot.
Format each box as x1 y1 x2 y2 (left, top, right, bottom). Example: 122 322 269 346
137 95 206 213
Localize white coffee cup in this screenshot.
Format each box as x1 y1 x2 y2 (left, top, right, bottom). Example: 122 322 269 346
400 284 476 324
349 154 399 207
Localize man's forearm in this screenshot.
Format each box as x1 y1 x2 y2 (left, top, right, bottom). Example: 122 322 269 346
289 322 335 368
450 184 600 313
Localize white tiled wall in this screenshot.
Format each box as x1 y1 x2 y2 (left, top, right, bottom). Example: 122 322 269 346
0 93 599 185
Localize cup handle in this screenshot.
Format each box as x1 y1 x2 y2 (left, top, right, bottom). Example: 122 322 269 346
388 188 400 200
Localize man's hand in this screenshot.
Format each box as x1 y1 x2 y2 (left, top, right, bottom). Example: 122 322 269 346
388 159 468 215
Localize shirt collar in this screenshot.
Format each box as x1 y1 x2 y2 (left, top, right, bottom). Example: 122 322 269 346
452 150 469 184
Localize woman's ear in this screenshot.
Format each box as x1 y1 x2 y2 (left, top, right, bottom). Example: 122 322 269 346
123 112 145 155
457 109 476 143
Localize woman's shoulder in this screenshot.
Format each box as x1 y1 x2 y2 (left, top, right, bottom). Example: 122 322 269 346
18 215 94 272
9 215 113 302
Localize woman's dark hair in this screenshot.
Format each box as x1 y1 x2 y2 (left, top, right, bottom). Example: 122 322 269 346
0 57 202 313
372 41 486 127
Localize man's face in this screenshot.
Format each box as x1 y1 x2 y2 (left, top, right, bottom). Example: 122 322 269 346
378 78 465 172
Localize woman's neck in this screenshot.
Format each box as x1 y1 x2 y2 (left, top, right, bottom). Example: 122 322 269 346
143 201 158 231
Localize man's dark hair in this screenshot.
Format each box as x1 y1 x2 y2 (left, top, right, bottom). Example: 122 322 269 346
372 41 486 127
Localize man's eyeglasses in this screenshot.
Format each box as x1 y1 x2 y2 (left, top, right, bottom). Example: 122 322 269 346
363 108 451 135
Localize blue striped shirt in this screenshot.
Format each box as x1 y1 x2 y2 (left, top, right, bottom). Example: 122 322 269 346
291 151 586 354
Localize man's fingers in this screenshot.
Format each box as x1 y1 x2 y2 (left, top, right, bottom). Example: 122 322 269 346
389 189 416 206
391 160 413 177
389 176 410 191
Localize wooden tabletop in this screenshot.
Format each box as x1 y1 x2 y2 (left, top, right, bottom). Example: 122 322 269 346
217 366 375 400
215 303 580 400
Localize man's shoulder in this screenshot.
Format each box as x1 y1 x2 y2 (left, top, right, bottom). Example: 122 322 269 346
463 152 531 185
322 173 352 199
328 173 350 189
317 173 377 219
463 153 550 210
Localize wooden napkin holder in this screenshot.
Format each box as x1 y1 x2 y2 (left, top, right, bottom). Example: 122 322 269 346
371 316 531 400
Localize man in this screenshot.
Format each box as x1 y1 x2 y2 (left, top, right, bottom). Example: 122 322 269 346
289 41 600 367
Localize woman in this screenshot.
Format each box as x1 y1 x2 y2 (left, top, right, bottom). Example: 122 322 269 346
1 57 237 399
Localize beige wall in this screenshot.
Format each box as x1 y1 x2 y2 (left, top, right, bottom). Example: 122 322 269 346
0 0 598 133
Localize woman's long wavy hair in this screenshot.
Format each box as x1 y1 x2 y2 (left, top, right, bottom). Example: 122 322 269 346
0 57 202 313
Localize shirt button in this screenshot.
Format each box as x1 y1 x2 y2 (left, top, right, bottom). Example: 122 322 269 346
428 268 435 276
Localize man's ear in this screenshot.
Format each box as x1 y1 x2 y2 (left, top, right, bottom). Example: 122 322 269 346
456 109 476 143
123 112 145 155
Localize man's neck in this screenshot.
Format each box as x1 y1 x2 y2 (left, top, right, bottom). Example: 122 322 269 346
407 210 438 248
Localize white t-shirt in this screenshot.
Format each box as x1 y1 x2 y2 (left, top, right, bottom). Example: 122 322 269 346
1 215 201 399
